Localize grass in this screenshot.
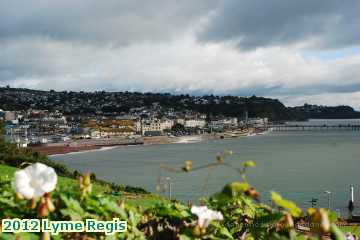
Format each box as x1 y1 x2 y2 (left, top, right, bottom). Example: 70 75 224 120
340 225 360 237
0 164 165 209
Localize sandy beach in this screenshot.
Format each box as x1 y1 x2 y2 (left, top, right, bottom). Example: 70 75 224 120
29 133 222 156
29 130 271 156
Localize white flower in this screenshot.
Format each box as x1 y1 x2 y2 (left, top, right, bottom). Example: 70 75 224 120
191 205 223 228
346 233 358 240
14 163 57 199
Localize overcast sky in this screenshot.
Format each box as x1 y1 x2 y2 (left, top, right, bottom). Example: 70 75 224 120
1 1 360 108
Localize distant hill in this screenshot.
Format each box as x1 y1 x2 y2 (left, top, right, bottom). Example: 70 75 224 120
289 104 360 119
1 87 359 121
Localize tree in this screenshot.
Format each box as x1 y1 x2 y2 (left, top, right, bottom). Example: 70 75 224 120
0 121 4 141
171 123 185 133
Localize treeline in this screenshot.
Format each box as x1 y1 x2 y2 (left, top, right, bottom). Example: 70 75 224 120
289 104 360 119
1 87 360 120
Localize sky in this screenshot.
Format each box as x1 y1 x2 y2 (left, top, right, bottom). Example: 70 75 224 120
1 1 360 108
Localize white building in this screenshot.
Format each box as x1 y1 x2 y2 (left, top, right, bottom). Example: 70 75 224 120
141 119 163 135
247 117 268 127
135 120 142 134
184 119 206 128
176 118 185 125
211 118 238 128
160 119 174 131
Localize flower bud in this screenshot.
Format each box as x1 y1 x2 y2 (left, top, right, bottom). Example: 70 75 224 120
30 198 37 209
192 225 201 237
119 200 125 209
182 160 192 172
309 208 330 234
41 232 51 240
46 197 55 212
38 199 49 218
245 187 260 200
79 175 84 185
83 173 91 186
320 209 330 233
284 213 294 228
15 192 24 200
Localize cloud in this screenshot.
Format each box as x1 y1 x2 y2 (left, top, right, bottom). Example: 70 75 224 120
2 35 360 99
279 92 360 109
0 0 216 46
1 0 360 109
198 0 360 50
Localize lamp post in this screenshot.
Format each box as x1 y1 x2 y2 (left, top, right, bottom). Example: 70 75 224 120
309 198 318 208
165 177 172 199
324 190 332 209
348 184 355 218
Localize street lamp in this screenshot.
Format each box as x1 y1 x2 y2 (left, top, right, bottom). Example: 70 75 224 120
324 190 332 209
165 177 172 199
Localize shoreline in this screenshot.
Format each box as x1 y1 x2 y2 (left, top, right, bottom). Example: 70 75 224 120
31 134 220 156
32 130 269 156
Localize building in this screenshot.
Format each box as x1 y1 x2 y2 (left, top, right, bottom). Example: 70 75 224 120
160 118 174 131
176 118 185 126
4 111 16 121
210 118 238 129
247 117 268 127
184 119 206 128
141 119 163 136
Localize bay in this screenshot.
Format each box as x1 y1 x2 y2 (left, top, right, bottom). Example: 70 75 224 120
51 120 360 216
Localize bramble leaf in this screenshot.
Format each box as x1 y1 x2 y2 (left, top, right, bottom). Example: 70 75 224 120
243 161 256 168
271 192 302 217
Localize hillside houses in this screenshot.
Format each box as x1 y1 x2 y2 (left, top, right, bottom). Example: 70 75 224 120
1 105 269 146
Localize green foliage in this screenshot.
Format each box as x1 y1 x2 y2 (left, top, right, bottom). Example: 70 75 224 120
0 121 5 138
222 182 250 197
0 155 355 239
171 123 186 133
242 160 256 168
271 192 302 218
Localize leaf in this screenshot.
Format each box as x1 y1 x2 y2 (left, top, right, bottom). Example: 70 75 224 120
179 234 192 240
222 182 250 197
327 210 338 223
60 195 86 220
253 212 284 227
218 226 234 239
330 223 346 240
271 192 302 218
101 198 127 219
243 161 256 168
60 209 83 221
307 208 316 216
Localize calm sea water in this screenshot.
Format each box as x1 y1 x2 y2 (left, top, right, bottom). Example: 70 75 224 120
51 120 360 216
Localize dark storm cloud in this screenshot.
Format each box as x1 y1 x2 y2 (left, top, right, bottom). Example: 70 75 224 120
1 0 360 108
0 0 216 45
198 0 360 50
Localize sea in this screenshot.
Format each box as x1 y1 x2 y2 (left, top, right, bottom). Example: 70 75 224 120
51 119 360 217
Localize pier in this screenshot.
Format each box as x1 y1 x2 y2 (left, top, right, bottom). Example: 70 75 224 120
268 124 360 131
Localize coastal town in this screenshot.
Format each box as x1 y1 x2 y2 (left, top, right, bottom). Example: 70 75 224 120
2 87 360 155
0 106 269 155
